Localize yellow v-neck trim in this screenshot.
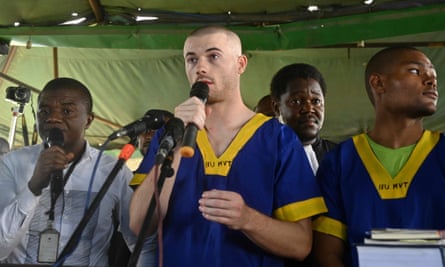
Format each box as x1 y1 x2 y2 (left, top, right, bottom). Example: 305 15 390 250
353 130 439 199
197 113 271 176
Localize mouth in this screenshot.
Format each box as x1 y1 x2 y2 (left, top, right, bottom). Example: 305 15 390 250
42 127 64 136
299 117 318 127
44 126 63 132
423 90 438 101
196 78 213 85
423 91 439 98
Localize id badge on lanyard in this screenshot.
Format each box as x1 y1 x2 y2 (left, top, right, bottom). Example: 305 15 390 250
38 221 60 263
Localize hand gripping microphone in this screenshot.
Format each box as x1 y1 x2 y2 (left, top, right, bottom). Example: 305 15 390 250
155 117 185 165
108 109 172 141
46 128 64 202
179 82 209 158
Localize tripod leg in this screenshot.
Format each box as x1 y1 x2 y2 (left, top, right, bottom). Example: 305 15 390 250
7 106 20 150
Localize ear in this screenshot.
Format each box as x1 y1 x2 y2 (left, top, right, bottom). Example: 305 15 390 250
271 98 281 117
369 73 385 94
85 112 95 130
237 55 248 74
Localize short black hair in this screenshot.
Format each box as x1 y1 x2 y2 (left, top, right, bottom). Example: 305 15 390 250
270 63 326 100
38 77 93 113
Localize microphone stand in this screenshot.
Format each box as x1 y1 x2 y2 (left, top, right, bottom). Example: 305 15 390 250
56 137 137 266
126 150 175 267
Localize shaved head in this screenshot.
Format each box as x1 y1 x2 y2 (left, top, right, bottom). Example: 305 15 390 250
186 26 243 56
365 46 421 105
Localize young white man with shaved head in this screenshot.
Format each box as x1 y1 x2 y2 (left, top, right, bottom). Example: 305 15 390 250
129 26 327 267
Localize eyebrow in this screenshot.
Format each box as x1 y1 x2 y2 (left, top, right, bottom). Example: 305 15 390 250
404 60 435 69
205 47 223 53
185 47 223 57
39 100 77 108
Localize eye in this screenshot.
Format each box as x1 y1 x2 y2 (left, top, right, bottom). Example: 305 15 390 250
312 98 322 105
186 57 198 64
408 68 420 75
209 53 220 60
63 108 74 116
288 98 302 106
37 108 49 116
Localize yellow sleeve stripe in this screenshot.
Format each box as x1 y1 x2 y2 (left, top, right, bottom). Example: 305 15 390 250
273 197 327 222
312 216 347 241
129 173 147 186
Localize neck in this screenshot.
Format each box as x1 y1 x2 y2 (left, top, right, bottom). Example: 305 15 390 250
68 140 87 163
205 98 254 129
203 102 255 157
368 119 424 148
301 137 317 146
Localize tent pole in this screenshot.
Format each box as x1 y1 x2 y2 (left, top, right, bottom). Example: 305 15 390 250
0 71 40 94
0 45 18 89
88 0 104 23
53 47 59 78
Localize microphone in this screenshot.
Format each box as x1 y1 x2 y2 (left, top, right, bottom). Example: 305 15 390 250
108 109 172 141
179 82 209 158
46 127 64 148
46 128 64 202
155 117 185 165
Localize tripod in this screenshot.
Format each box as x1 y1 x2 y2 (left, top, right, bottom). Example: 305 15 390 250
7 102 26 150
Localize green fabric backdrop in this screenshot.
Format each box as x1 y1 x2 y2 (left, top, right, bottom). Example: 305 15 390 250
1 45 443 151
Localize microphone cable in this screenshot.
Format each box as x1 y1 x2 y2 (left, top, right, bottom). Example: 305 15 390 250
154 166 164 267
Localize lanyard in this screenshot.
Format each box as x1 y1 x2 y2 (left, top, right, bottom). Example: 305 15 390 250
47 154 82 221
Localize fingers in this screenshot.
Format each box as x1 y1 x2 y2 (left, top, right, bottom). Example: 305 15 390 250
41 146 70 170
174 97 206 129
29 147 72 195
199 190 247 229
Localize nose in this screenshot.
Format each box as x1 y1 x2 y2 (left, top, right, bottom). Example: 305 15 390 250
424 69 437 89
195 58 208 75
300 100 314 113
45 110 63 122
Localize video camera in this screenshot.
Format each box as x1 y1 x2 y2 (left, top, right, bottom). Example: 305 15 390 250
5 86 31 105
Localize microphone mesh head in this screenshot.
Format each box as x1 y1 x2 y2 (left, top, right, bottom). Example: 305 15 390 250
46 128 64 147
145 109 173 124
190 82 209 101
143 109 172 130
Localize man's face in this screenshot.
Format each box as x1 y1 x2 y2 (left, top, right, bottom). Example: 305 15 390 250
277 78 325 145
138 129 155 156
375 50 438 118
36 88 93 151
183 32 245 104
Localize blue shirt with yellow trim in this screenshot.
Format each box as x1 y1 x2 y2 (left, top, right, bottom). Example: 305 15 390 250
313 130 445 267
135 113 327 267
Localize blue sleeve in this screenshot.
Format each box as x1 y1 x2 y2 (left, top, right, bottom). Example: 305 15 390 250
130 129 164 186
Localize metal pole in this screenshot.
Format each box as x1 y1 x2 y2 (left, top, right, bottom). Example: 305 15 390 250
7 105 22 149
